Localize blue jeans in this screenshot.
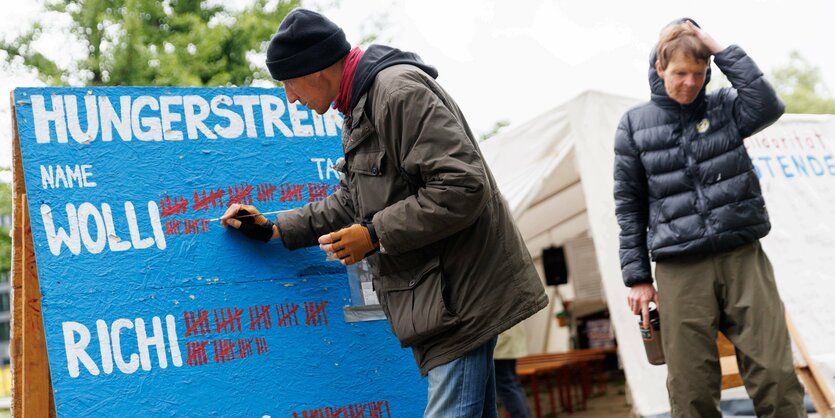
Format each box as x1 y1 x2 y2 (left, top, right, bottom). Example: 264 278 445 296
424 337 499 418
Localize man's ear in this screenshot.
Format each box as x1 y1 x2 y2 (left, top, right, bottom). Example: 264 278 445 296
655 60 665 79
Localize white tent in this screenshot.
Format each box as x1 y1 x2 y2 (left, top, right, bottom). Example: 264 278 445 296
481 90 671 416
481 90 835 416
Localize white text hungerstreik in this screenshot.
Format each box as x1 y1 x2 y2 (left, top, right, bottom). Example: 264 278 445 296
30 93 343 144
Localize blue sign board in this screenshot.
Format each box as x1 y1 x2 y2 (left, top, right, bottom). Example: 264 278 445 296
13 87 426 417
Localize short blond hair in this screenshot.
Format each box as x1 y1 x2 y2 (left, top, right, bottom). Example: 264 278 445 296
656 23 711 70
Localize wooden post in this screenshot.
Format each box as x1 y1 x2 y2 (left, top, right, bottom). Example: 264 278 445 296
718 313 835 415
787 314 835 417
717 332 743 389
10 92 56 417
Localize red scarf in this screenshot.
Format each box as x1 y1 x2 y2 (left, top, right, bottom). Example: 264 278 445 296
334 47 364 114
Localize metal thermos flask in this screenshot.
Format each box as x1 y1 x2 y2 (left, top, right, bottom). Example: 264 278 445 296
639 304 665 365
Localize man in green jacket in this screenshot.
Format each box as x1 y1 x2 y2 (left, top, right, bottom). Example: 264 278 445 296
220 8 548 417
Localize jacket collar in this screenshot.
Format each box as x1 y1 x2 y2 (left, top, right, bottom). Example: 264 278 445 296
349 93 367 130
350 44 438 112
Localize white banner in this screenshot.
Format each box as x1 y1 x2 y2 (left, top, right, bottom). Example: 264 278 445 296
747 115 835 406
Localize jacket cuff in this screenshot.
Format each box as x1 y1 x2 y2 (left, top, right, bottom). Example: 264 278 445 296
371 211 402 255
713 45 761 86
362 220 379 244
713 44 743 63
624 277 654 287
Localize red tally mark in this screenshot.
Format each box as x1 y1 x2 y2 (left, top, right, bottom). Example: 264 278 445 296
193 188 225 212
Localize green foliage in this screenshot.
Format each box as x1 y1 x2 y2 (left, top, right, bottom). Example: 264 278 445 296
0 181 11 218
771 51 835 114
480 119 510 141
356 12 391 47
0 0 302 87
0 229 9 273
0 181 10 273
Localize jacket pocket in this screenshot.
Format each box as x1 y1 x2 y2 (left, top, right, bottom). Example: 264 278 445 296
350 150 387 215
351 150 384 176
374 255 460 347
344 115 375 154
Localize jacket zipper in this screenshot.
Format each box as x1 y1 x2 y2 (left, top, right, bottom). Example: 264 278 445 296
680 108 716 249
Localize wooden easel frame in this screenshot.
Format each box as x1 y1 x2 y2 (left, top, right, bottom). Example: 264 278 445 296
788 315 835 417
10 93 56 417
717 315 835 416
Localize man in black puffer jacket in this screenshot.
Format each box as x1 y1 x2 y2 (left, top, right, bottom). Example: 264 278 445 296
614 19 806 417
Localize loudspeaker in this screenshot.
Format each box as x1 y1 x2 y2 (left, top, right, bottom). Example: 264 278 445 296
542 246 568 286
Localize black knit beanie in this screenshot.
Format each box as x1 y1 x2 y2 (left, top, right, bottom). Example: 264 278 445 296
265 9 351 81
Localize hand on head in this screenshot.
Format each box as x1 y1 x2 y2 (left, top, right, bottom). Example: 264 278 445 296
682 20 724 54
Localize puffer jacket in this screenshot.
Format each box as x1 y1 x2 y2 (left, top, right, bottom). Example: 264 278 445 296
278 45 548 374
613 44 784 286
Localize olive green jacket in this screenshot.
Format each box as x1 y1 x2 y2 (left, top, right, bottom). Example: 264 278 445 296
278 64 547 375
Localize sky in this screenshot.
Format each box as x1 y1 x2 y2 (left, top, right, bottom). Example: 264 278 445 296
1 0 834 177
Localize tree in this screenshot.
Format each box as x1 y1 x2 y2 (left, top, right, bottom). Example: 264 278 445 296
770 51 835 114
0 0 302 87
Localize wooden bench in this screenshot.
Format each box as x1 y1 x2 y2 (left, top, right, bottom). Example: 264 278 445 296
517 358 573 418
515 348 615 418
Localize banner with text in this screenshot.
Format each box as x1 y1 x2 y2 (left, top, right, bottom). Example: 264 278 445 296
14 87 425 417
746 114 835 403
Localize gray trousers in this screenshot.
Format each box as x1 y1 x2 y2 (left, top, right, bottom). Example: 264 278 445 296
655 240 806 418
